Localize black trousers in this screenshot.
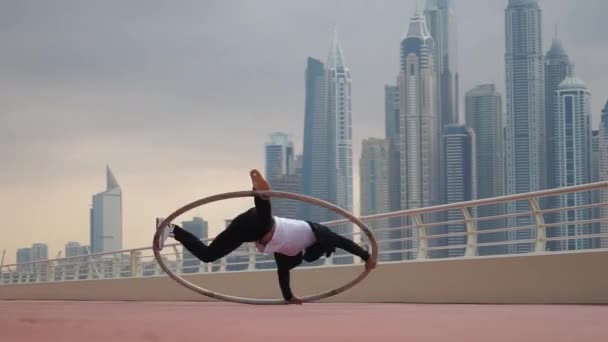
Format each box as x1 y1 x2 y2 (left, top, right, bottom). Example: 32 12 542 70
174 222 255 263
173 221 368 264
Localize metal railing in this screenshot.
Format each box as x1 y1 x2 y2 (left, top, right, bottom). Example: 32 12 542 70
1 181 607 285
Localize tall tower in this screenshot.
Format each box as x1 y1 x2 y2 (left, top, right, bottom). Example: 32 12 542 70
359 138 393 261
399 12 439 258
90 165 123 253
443 125 476 258
545 33 573 191
264 132 300 218
301 57 330 223
424 0 458 127
591 129 601 247
65 242 83 258
16 248 32 272
504 0 545 253
30 243 48 262
385 84 401 217
425 0 459 207
265 132 294 183
554 76 592 250
384 84 403 260
327 29 353 217
464 84 507 255
599 101 608 248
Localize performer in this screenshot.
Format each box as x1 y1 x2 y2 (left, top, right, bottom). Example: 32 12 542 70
157 169 376 304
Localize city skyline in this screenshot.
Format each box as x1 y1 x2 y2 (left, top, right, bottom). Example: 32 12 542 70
2 0 607 263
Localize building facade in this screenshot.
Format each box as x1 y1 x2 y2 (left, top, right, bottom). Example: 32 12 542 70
504 0 546 253
360 138 394 261
464 84 507 255
399 12 439 258
90 165 122 253
553 76 592 250
443 125 477 258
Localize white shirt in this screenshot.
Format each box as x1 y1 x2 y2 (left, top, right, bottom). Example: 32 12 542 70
255 216 317 256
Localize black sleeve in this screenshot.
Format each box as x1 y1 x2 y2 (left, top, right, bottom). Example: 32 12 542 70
253 189 272 220
274 253 302 301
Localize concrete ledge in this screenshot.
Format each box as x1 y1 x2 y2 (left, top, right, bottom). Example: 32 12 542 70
2 250 607 304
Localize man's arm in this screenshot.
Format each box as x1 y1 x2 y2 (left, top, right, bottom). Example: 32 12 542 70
274 253 302 302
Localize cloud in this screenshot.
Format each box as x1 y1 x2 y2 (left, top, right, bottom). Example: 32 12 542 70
1 0 607 261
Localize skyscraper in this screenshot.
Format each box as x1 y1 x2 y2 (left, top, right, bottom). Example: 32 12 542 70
270 174 300 219
90 165 123 253
385 84 402 245
65 242 83 258
545 34 573 191
265 133 300 218
265 132 294 183
16 248 31 272
599 101 608 248
464 84 506 255
553 76 592 250
327 29 353 219
399 11 440 259
504 0 545 253
301 57 330 223
591 129 601 247
301 30 353 239
31 243 48 262
181 217 208 273
359 138 393 261
443 125 476 258
425 0 459 207
424 0 458 128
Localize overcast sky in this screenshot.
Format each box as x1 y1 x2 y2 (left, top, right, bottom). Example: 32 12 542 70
1 0 607 263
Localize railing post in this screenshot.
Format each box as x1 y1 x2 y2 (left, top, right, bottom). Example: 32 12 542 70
529 197 546 252
248 244 256 271
113 256 121 279
130 251 141 277
172 246 181 275
46 262 53 282
220 257 227 272
413 214 427 259
461 207 477 257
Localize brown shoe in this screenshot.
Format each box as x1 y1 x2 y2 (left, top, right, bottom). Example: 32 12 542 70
250 169 270 191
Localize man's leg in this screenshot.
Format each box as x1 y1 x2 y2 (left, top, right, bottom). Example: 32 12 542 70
173 225 244 263
323 228 371 262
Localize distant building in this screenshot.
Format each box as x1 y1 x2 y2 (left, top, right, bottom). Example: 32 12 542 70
90 165 122 253
16 248 32 272
359 138 393 261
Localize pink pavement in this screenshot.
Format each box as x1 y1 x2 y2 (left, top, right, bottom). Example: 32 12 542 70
0 300 607 342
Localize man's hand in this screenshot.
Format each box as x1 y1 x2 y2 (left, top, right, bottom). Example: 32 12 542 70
365 256 377 271
287 296 303 305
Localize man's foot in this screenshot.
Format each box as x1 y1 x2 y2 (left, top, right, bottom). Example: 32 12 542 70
250 169 270 190
250 169 271 199
156 217 175 251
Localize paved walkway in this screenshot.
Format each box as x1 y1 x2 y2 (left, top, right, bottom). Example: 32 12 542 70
1 301 607 341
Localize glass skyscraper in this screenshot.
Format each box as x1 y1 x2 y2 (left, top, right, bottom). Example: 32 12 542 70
504 0 546 253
